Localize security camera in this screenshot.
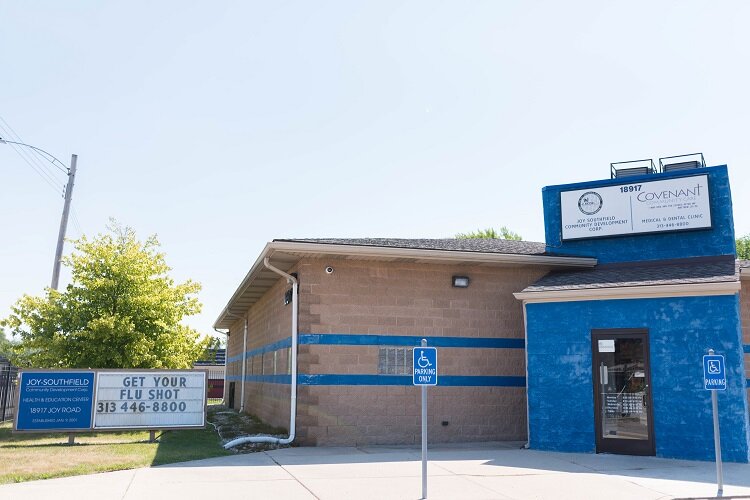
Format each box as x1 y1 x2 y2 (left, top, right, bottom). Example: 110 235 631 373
325 266 334 274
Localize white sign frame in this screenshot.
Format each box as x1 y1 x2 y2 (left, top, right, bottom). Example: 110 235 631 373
92 370 207 431
560 174 712 241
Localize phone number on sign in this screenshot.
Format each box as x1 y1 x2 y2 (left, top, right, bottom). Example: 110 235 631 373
97 401 187 413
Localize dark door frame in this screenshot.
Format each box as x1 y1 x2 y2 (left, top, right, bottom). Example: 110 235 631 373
591 328 655 456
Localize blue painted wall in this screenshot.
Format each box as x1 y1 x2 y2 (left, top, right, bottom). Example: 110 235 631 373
542 166 736 263
525 294 749 462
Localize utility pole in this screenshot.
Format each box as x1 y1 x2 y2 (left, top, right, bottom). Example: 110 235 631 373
51 154 77 290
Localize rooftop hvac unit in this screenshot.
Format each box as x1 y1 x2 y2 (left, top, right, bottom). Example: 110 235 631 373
663 160 702 172
615 166 652 178
610 159 656 179
659 154 705 173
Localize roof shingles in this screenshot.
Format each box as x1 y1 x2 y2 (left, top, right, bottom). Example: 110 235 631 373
522 256 739 292
274 238 548 256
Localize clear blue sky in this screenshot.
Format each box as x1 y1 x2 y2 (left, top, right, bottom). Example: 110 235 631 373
2 1 749 339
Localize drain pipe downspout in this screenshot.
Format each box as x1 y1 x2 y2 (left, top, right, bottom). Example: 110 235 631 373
212 327 231 403
221 310 248 413
224 257 298 448
240 317 247 413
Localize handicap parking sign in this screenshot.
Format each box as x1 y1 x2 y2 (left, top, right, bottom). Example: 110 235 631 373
413 347 437 386
703 354 726 391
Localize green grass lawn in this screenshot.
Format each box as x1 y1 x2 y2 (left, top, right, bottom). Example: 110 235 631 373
0 407 231 484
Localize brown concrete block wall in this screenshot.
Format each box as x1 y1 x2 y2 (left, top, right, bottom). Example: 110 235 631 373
297 385 528 446
297 258 543 339
293 257 548 446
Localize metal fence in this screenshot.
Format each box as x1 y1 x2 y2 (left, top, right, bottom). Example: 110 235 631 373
0 362 18 422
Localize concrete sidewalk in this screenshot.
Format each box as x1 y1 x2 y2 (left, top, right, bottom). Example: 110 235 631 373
2 442 750 500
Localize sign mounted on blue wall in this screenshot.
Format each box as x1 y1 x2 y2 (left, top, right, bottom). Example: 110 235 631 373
560 174 712 241
413 347 437 386
703 354 726 391
15 371 95 431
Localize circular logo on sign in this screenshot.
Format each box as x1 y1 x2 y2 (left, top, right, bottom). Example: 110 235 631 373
578 191 603 215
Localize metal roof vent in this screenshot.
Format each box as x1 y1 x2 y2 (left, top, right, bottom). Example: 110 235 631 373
659 153 705 173
610 159 657 179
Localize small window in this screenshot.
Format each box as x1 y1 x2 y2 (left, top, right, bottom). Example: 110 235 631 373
378 347 411 375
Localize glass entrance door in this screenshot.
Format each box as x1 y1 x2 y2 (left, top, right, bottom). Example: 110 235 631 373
592 329 655 456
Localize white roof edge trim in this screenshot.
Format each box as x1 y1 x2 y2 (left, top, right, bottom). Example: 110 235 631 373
269 241 598 267
213 241 597 328
513 281 741 303
213 242 277 328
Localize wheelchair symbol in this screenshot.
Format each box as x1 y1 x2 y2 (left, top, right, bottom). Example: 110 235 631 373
417 350 432 369
707 360 721 374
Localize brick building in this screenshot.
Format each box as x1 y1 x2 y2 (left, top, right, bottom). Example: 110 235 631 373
215 239 593 445
216 163 750 461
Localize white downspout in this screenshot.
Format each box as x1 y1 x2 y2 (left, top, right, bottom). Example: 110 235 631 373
240 317 247 413
224 257 298 447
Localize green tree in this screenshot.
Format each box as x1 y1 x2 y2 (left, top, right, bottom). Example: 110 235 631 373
0 328 12 359
2 222 210 369
737 234 750 260
455 226 522 240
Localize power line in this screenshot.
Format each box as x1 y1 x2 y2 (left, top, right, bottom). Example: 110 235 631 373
5 142 64 194
0 117 67 194
0 117 68 182
71 207 83 236
0 114 68 175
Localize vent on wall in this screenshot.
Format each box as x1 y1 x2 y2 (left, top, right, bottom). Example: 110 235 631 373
610 159 657 179
659 153 705 173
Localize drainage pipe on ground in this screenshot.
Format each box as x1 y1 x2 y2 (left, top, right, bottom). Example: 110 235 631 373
224 257 298 448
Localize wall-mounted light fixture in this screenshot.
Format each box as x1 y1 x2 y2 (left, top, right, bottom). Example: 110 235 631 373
452 276 470 288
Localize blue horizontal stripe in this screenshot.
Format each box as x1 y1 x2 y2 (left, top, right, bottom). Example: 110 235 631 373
743 345 750 354
299 334 524 349
300 374 411 386
226 337 292 364
227 374 291 384
439 376 526 387
227 334 524 364
227 373 525 387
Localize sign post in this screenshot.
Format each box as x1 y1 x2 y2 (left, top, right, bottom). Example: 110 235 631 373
413 339 437 500
703 349 726 497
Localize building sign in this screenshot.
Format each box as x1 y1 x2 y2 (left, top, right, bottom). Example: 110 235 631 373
15 371 95 431
604 392 644 417
93 371 206 430
598 339 615 353
561 174 711 241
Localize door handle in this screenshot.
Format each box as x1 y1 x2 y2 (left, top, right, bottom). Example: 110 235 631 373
600 363 608 386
